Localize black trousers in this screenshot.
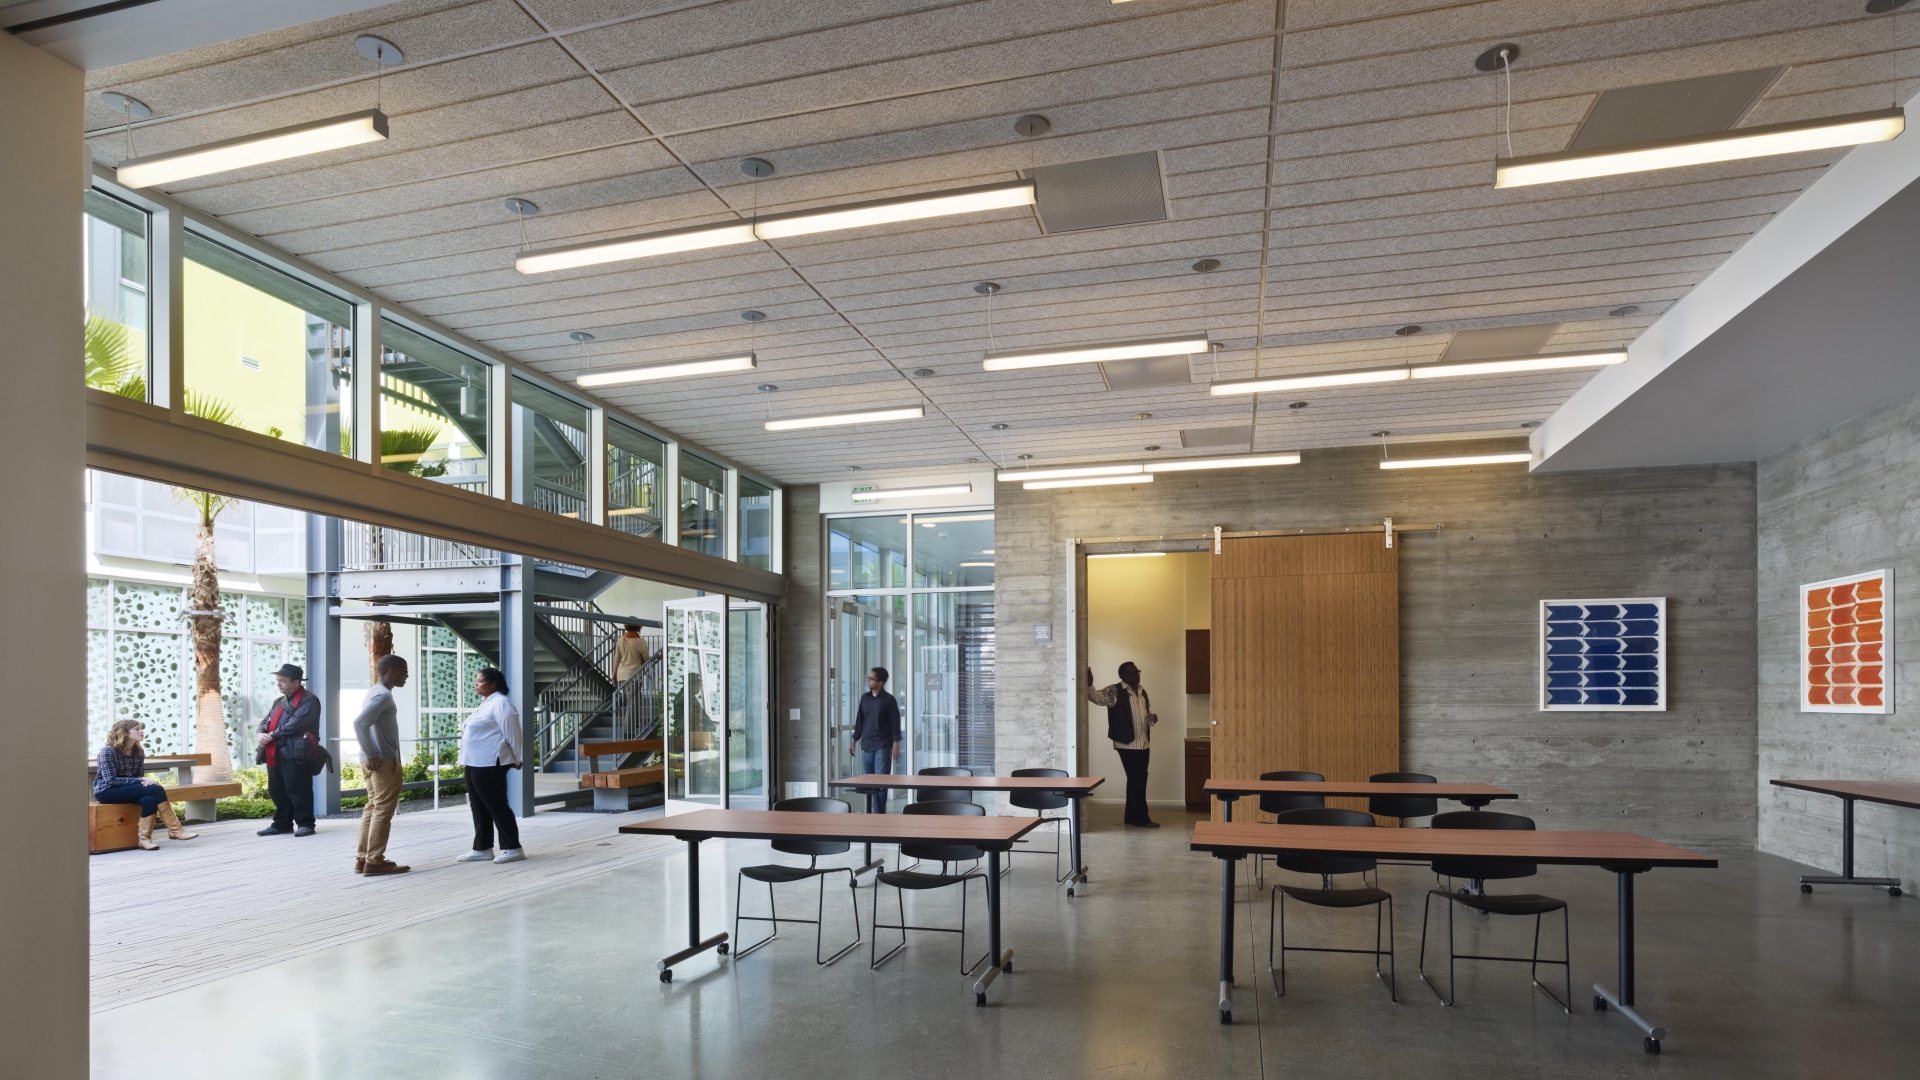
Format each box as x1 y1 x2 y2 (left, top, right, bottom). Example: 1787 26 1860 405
1116 747 1153 824
267 759 315 828
465 764 521 852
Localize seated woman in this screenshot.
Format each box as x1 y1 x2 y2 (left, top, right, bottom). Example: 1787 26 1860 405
94 719 199 850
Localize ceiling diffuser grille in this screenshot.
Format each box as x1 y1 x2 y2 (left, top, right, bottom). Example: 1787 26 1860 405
1180 424 1252 449
1101 355 1192 390
1440 323 1559 363
1568 68 1783 151
1031 151 1169 233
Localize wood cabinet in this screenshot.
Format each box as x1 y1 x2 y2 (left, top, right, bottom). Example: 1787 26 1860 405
1186 629 1210 694
1185 738 1211 811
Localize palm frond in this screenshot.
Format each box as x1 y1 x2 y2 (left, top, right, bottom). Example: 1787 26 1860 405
184 390 238 427
380 424 446 477
84 310 139 391
171 486 234 528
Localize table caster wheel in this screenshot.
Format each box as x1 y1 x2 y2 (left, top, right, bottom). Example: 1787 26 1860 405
1219 1009 1232 1025
1644 1038 1661 1055
1890 886 1903 897
1800 883 1812 893
1004 961 1014 973
1593 995 1607 1011
1066 886 1075 896
717 943 730 956
660 969 673 983
975 993 986 1007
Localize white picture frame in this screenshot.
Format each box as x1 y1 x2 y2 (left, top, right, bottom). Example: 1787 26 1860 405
1799 569 1893 714
1539 597 1667 712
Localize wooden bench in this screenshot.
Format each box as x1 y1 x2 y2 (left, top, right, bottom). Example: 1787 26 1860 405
580 766 666 789
576 739 664 809
89 782 243 853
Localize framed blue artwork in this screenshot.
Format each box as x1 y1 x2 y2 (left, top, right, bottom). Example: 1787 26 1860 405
1539 597 1667 711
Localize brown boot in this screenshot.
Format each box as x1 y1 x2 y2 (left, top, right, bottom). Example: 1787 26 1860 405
136 815 159 850
363 861 411 876
156 802 198 841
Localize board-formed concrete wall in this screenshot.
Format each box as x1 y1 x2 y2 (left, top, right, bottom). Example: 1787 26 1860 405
777 484 824 790
1758 388 1920 880
996 441 1760 849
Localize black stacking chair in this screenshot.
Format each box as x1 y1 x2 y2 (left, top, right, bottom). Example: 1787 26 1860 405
1418 811 1570 1011
1007 767 1072 883
915 766 974 802
731 797 861 966
1254 771 1325 884
1267 807 1395 1001
871 801 990 974
1369 771 1439 867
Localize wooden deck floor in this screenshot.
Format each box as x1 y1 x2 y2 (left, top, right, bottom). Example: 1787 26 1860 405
89 804 676 1013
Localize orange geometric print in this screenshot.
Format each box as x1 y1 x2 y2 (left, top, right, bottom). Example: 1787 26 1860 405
1805 572 1889 710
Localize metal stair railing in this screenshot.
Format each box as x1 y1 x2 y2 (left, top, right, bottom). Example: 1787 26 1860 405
534 623 662 769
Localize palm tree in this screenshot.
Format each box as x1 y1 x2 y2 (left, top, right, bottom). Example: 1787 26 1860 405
178 485 237 782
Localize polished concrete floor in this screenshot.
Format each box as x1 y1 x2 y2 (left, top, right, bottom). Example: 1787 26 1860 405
93 804 1919 1079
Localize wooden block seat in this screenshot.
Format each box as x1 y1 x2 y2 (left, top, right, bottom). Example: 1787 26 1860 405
89 782 242 853
580 766 665 790
578 738 663 759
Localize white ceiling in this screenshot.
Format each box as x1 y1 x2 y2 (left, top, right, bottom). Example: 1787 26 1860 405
77 0 1916 485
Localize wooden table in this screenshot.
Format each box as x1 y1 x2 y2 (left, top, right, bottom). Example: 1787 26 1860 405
1191 821 1716 1053
1202 778 1517 817
829 774 1105 893
1769 779 1920 896
620 809 1043 1004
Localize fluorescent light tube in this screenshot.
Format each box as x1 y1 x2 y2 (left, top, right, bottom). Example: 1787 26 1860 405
576 353 757 388
983 334 1211 372
765 406 924 431
917 514 995 524
754 181 1034 239
117 110 389 188
1089 551 1167 558
1211 366 1409 396
1379 452 1532 470
518 222 756 274
1411 351 1627 378
850 484 973 501
1023 474 1155 490
959 561 995 567
998 463 1144 482
1146 453 1301 473
518 181 1033 273
1495 108 1905 189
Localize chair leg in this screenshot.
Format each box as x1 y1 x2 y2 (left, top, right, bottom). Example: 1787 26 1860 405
1268 885 1285 998
1386 897 1397 1002
870 878 907 969
1418 891 1448 1005
1447 895 1457 1005
1525 907 1572 1013
814 868 861 966
956 874 990 975
1562 907 1572 1013
730 871 782 961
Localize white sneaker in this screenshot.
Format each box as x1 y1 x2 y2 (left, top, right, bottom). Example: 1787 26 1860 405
457 849 494 862
493 848 525 864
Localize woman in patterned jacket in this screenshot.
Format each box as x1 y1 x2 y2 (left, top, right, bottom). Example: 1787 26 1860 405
94 718 198 850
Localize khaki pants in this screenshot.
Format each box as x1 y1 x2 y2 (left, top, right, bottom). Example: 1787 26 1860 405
356 758 403 865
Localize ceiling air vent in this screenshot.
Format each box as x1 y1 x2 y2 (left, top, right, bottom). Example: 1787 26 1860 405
1568 68 1783 151
1102 355 1191 390
1440 323 1558 363
1180 425 1252 449
1031 151 1169 233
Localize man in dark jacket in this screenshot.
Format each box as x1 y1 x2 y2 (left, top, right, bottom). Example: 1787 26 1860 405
1088 662 1159 827
256 663 322 836
849 667 902 813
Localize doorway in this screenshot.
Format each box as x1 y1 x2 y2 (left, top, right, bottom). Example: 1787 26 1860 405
663 595 769 813
1085 551 1211 814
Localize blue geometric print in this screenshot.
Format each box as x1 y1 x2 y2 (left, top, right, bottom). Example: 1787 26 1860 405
1542 599 1664 709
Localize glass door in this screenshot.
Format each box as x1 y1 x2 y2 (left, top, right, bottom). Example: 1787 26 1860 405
663 596 726 815
827 596 908 791
727 600 768 809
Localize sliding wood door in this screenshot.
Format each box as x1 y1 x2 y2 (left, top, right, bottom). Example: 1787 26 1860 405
1211 534 1399 819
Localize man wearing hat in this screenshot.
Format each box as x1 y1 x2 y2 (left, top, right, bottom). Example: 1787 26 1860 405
256 663 323 836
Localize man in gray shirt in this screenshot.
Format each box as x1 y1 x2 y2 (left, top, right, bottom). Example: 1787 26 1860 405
354 654 410 876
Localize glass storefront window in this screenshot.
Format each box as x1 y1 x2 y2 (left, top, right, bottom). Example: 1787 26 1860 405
84 190 149 400
679 452 727 557
664 598 726 807
913 512 995 587
912 591 995 772
827 514 908 590
379 319 490 493
729 601 768 807
607 421 665 539
184 233 354 450
509 377 589 518
738 477 773 569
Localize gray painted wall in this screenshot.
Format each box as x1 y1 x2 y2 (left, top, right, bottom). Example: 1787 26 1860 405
996 442 1760 849
777 485 823 790
1758 388 1920 882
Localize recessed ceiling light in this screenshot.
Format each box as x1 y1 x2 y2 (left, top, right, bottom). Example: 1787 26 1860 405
1023 474 1155 490
765 405 924 431
741 310 766 322
1494 108 1905 188
912 368 935 377
568 331 594 343
517 180 1035 272
1379 452 1532 470
576 353 756 387
117 109 390 188
983 333 1211 372
1192 259 1221 273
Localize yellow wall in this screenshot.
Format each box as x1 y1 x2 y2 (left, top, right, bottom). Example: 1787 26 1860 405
1087 552 1209 805
182 259 330 444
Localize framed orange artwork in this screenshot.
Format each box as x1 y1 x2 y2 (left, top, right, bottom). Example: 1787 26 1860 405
1800 569 1892 714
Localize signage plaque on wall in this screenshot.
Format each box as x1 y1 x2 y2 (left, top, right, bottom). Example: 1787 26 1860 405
1032 622 1052 642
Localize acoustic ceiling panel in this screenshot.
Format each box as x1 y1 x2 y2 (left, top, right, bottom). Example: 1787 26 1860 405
1440 323 1560 363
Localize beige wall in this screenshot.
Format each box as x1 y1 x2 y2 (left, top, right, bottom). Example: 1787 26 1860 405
0 32 88 1078
1087 552 1208 806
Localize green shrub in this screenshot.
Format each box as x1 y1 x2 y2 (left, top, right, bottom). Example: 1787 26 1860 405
233 766 270 799
216 797 276 819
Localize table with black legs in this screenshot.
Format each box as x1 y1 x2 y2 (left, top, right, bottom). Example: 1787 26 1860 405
1191 821 1716 1054
620 809 1042 1004
1769 779 1920 896
830 774 1104 894
1202 778 1518 818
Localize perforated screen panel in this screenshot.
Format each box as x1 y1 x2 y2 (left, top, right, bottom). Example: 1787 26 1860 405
1031 151 1169 233
1568 68 1781 151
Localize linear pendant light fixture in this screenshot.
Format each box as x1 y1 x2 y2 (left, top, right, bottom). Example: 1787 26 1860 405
997 463 1144 482
764 405 924 432
576 352 756 388
1494 108 1904 189
851 483 974 502
998 452 1302 485
1380 452 1533 470
1022 474 1155 491
1210 349 1627 396
518 180 1034 274
117 110 389 188
983 333 1212 372
1146 452 1299 472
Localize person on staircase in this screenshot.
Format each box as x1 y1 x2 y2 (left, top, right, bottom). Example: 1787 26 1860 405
255 664 322 837
353 654 411 877
458 666 526 865
613 623 651 734
94 719 198 850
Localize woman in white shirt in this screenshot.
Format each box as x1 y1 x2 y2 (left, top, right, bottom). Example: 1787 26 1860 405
457 667 526 864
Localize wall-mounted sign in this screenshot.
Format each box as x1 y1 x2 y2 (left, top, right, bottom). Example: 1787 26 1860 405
1032 622 1052 642
1539 597 1667 711
1801 569 1892 713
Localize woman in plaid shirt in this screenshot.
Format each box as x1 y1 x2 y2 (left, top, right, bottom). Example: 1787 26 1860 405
94 719 198 850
